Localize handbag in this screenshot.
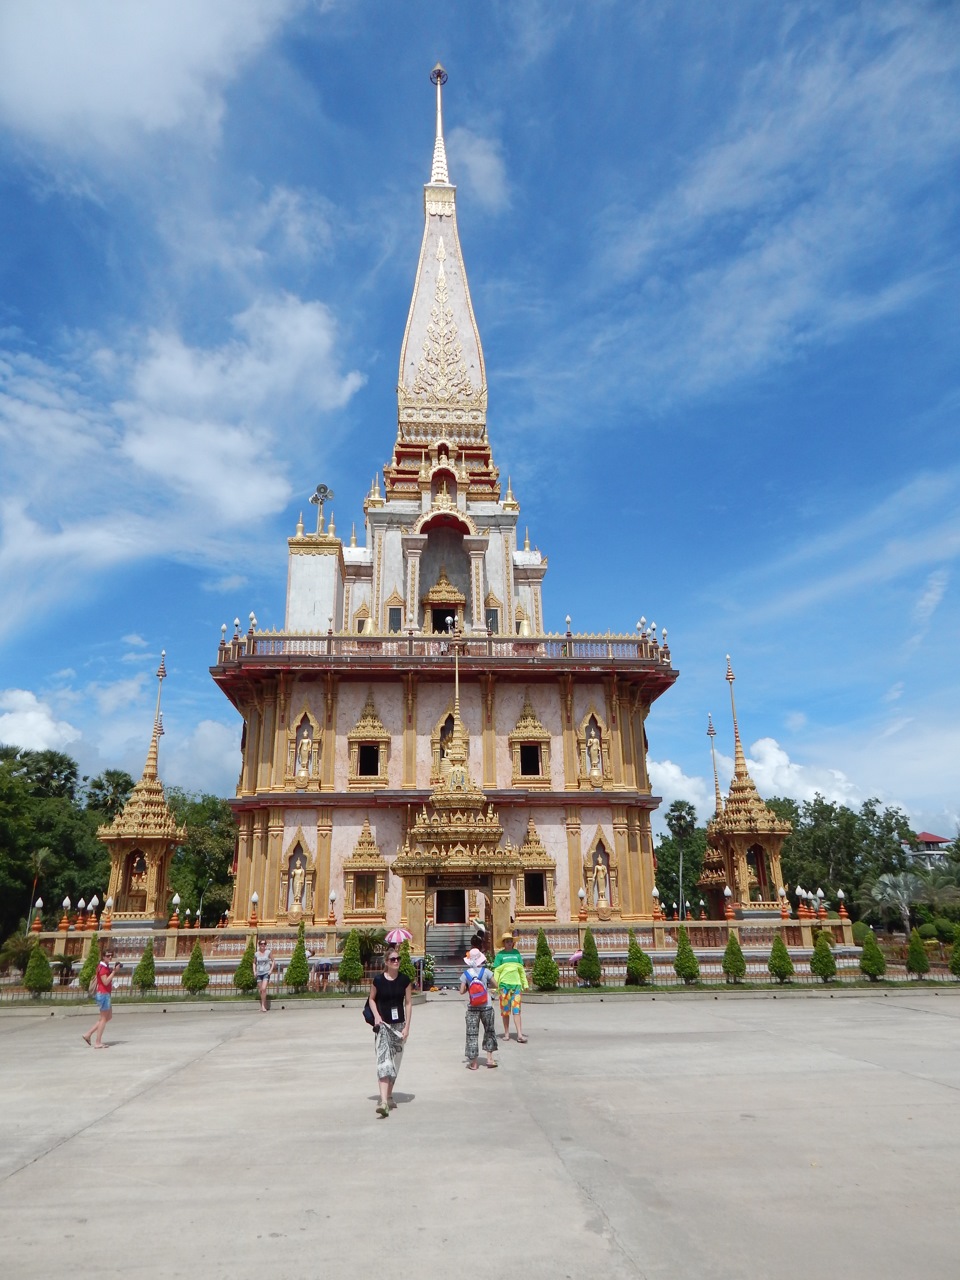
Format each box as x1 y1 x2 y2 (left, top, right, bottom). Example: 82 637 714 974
362 1001 376 1028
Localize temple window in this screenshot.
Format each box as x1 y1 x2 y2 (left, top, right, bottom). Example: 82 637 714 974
347 690 391 789
388 606 403 633
354 873 377 910
485 607 499 633
519 744 542 777
358 744 380 776
509 693 552 788
524 872 547 908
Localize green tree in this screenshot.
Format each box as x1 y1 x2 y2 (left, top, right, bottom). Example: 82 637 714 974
234 936 257 991
531 928 560 990
949 938 960 979
338 928 386 967
655 799 707 914
673 924 700 984
132 938 157 991
338 929 364 989
84 770 135 820
0 931 37 974
768 935 794 984
810 931 837 983
182 941 210 993
23 943 53 995
166 789 237 925
285 920 310 991
905 928 930 979
721 933 746 984
858 928 886 981
78 933 100 992
398 938 417 984
859 872 925 937
576 928 602 987
625 932 653 985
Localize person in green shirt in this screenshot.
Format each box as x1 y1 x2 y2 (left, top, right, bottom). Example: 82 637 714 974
492 931 528 1042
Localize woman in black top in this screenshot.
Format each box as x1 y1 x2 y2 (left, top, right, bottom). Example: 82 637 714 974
367 950 413 1118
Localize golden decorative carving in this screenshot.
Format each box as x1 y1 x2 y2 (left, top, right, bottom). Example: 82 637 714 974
285 707 321 792
576 710 612 790
347 689 391 789
582 828 619 919
342 818 388 923
408 238 476 405
515 817 557 919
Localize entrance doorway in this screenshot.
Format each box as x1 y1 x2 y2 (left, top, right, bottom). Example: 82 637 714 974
435 888 467 924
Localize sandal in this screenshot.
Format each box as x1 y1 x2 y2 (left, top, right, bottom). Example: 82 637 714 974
486 1061 498 1068
467 1061 479 1071
517 1035 528 1043
376 1103 390 1118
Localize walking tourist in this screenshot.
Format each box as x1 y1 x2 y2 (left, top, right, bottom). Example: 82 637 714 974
83 947 122 1048
254 937 275 1011
492 931 528 1042
459 947 498 1070
368 948 413 1118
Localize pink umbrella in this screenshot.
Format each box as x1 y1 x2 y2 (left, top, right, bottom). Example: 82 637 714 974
385 928 413 944
568 950 583 963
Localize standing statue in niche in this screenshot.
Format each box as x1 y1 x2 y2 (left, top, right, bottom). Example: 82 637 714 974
586 728 602 782
297 728 312 778
291 858 306 907
593 855 610 905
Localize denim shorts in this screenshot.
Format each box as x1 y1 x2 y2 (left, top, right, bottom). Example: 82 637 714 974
95 992 111 1012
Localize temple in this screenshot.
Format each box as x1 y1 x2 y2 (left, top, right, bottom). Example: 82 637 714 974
211 67 678 960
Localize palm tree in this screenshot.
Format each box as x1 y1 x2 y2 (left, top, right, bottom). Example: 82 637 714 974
26 846 52 926
858 871 925 936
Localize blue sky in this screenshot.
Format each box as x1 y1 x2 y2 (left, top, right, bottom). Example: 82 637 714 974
0 1 958 837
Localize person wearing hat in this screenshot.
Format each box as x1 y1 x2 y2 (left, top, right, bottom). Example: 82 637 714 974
492 931 528 1042
458 947 499 1070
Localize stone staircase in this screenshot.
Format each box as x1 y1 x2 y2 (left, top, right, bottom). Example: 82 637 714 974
426 924 477 988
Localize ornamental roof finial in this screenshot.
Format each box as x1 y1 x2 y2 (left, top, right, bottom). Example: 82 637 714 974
725 655 748 779
707 713 724 818
430 63 449 184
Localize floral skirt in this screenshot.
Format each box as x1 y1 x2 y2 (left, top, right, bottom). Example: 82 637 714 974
464 1005 498 1060
375 1022 405 1081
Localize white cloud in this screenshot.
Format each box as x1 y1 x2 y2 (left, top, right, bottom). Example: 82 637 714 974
448 127 510 213
89 676 148 718
599 9 960 402
164 718 241 796
122 634 148 647
648 758 712 824
0 689 81 751
729 738 861 807
0 0 300 157
913 568 949 627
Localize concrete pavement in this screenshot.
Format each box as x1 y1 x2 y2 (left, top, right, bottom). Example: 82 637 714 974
1 990 959 1279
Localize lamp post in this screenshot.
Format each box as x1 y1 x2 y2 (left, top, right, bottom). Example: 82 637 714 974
778 885 789 919
170 892 181 929
816 887 826 920
651 886 660 920
59 896 71 932
198 878 213 929
30 898 43 933
577 885 587 923
77 897 86 930
699 898 706 921
723 884 734 921
327 890 336 926
837 888 849 919
87 894 99 931
249 891 259 928
795 885 805 917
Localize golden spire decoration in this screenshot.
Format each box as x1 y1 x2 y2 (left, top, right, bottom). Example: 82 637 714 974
429 63 449 184
707 713 724 818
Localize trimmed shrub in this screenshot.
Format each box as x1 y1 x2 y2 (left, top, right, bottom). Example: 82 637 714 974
673 925 700 984
285 920 310 992
132 938 156 991
721 933 746 984
810 931 837 983
532 928 560 991
338 929 364 989
78 933 100 993
398 939 417 984
768 935 794 984
906 928 930 978
625 932 654 986
851 920 871 947
918 922 937 941
24 944 53 995
576 929 602 987
934 917 955 943
233 936 257 992
181 941 210 994
950 940 960 979
858 929 886 981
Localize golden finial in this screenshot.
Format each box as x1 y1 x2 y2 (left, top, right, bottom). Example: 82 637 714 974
328 513 335 538
707 713 724 817
296 511 304 537
350 522 357 547
725 655 748 778
523 527 530 551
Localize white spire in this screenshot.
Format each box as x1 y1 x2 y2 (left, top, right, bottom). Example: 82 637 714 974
430 63 449 184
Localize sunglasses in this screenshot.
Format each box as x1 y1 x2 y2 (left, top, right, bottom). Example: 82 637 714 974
386 956 400 963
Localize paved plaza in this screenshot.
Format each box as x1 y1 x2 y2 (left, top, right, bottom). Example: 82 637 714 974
1 990 958 1279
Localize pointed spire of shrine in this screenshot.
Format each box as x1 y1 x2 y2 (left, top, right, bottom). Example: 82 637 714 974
714 656 791 836
726 655 748 780
430 63 449 184
707 713 724 818
143 650 167 781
